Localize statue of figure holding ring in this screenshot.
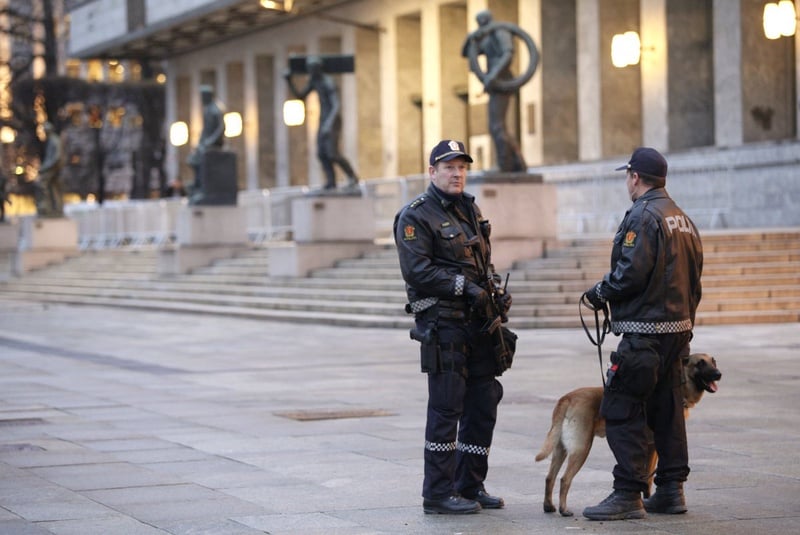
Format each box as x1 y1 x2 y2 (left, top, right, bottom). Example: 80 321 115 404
462 10 539 173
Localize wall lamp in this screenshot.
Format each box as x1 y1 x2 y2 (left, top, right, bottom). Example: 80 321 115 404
260 0 293 12
224 111 243 138
763 1 797 39
611 31 641 68
169 121 189 147
0 126 15 144
283 99 305 126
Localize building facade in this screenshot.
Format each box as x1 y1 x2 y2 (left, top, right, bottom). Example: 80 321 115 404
66 0 800 191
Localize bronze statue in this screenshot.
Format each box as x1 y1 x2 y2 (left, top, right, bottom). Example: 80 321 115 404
187 85 225 202
34 121 64 217
462 10 539 173
284 55 359 190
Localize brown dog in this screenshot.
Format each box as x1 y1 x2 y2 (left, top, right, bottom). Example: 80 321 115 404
535 352 722 517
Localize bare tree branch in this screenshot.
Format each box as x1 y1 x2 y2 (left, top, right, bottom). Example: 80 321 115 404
0 7 46 25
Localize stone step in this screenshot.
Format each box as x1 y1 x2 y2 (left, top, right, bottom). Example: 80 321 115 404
0 286 406 316
6 279 409 303
2 228 798 329
0 293 411 328
698 296 800 312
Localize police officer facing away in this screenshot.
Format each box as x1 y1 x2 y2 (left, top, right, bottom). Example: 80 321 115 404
394 140 512 514
582 147 703 521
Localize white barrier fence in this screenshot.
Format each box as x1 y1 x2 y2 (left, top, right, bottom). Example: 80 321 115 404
63 178 428 250
64 187 303 249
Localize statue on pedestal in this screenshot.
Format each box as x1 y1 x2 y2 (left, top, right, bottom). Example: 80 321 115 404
34 122 64 217
284 54 359 192
187 85 227 205
462 10 539 173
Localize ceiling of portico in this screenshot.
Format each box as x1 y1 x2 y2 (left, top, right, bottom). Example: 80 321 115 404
70 0 358 60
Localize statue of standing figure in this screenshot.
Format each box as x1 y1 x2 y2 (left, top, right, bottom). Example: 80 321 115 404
34 122 64 217
187 85 225 202
462 10 539 173
284 55 359 190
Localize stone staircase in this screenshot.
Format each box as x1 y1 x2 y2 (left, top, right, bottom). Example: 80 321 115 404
0 228 798 329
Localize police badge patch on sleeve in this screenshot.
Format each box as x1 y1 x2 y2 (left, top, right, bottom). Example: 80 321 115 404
623 231 637 247
404 225 417 241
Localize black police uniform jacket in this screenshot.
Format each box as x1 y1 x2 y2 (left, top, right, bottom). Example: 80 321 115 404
393 183 492 309
598 187 703 335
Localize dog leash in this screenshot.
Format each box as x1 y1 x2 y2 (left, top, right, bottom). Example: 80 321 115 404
579 295 611 386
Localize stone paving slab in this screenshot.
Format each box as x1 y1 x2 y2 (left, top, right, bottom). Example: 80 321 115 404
0 300 798 534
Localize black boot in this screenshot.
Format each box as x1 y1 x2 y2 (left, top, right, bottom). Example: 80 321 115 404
583 489 646 521
643 481 687 514
422 495 481 514
461 489 504 509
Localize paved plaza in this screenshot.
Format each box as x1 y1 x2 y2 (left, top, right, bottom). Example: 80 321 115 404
0 300 798 534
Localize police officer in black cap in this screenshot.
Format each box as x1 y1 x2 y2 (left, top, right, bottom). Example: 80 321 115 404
581 147 703 520
394 139 512 514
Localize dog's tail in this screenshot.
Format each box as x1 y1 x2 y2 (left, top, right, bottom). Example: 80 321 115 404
535 397 569 462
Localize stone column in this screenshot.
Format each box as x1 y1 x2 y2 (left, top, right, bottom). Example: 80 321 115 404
519 0 543 166
421 2 444 152
640 0 669 149
713 0 743 147
577 0 602 161
243 49 259 191
796 0 800 141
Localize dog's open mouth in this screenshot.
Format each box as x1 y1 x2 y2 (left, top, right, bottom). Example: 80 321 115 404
700 370 722 393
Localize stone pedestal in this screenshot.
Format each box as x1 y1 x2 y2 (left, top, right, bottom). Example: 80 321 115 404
466 173 557 271
269 194 376 277
158 205 247 275
190 149 238 206
0 223 18 281
12 217 79 275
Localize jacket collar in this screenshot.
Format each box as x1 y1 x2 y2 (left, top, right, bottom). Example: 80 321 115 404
635 187 668 204
427 182 475 209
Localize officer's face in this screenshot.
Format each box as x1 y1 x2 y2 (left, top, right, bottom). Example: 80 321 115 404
430 157 469 196
627 170 641 201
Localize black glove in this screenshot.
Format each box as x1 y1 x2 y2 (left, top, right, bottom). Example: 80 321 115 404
499 291 512 314
582 283 606 310
498 291 512 323
464 281 491 313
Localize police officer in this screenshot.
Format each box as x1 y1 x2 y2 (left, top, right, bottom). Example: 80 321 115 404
394 139 512 514
581 147 703 520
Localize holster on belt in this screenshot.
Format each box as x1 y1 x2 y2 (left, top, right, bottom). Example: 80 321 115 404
410 321 440 373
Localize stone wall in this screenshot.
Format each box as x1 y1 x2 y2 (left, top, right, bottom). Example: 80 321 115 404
542 140 800 235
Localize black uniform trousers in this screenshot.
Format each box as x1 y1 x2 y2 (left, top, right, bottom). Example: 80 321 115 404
600 332 692 494
421 318 503 500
